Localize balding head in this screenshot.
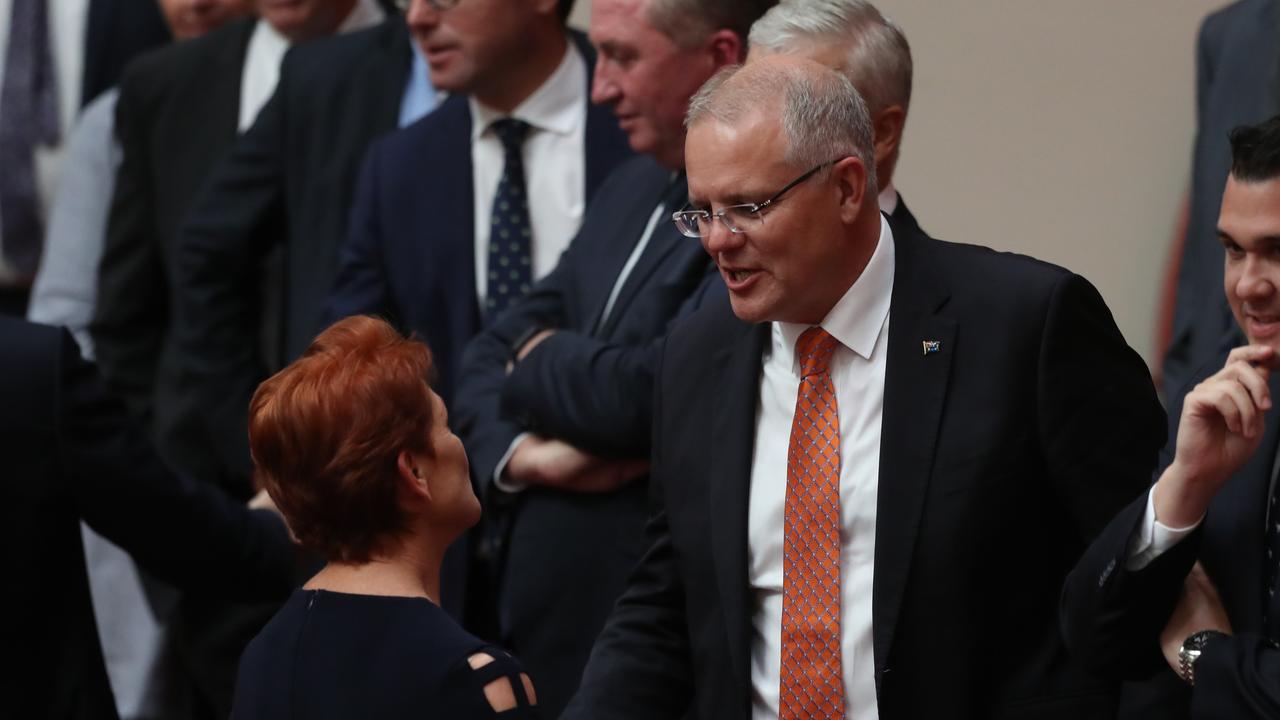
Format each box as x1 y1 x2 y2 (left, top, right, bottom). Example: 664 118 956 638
747 0 912 188
686 55 877 194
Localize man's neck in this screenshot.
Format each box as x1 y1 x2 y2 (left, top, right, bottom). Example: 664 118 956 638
475 30 569 114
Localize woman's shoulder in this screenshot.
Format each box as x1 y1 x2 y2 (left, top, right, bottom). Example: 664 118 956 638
439 644 540 719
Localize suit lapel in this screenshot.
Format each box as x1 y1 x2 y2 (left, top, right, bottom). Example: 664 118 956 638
205 19 255 140
709 319 769 692
416 96 479 324
872 230 956 676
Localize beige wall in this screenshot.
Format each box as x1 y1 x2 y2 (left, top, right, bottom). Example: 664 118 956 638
571 0 1231 369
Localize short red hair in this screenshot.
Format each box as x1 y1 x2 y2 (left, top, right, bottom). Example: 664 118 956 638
248 315 436 563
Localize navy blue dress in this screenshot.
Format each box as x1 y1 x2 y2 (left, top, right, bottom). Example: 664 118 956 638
231 589 537 718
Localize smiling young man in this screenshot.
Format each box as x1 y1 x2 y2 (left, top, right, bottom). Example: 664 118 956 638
564 56 1165 719
1064 115 1280 719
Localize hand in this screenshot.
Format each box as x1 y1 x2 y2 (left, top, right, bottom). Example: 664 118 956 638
504 435 649 493
1160 562 1233 675
1156 345 1276 527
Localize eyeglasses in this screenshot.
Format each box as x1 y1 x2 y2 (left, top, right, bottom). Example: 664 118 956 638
394 0 463 11
671 160 839 239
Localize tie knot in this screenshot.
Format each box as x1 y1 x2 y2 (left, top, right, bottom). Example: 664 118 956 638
796 327 839 377
490 118 531 153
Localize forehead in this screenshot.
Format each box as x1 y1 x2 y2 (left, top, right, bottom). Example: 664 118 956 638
589 0 656 44
1220 176 1280 246
686 113 791 200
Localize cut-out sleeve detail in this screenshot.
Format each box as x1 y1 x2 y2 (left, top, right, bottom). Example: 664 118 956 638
449 646 539 718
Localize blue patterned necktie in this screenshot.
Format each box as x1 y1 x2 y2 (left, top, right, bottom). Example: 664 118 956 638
485 118 533 322
0 0 60 276
1266 464 1280 634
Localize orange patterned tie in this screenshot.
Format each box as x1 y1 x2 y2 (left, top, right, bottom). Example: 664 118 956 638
779 327 845 720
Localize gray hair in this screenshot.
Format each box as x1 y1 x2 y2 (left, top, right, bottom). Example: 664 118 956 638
646 0 776 50
686 60 877 193
748 0 912 115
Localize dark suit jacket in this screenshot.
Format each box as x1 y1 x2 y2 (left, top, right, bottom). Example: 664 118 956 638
1063 338 1280 719
327 33 633 411
564 226 1167 720
0 318 295 720
91 17 256 491
173 17 414 483
1163 0 1280 399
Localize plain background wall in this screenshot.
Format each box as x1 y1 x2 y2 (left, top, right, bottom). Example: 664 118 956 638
569 1 1232 372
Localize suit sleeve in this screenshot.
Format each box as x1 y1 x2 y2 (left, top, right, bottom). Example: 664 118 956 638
1038 273 1178 676
173 73 290 483
53 328 295 601
90 73 165 422
453 245 574 490
324 138 399 325
499 268 720 458
560 337 694 719
1189 634 1280 719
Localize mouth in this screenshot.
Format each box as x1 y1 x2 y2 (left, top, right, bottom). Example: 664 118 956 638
720 266 759 291
1246 312 1280 338
425 45 458 64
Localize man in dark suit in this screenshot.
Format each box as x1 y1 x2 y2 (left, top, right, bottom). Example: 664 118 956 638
1162 0 1280 400
446 0 768 714
747 0 921 238
326 0 631 411
564 56 1165 720
1063 116 1280 719
92 0 389 493
0 317 295 720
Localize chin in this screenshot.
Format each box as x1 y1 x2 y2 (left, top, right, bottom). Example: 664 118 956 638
727 296 767 325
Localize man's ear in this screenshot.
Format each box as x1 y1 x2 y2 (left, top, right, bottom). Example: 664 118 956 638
397 450 433 503
833 155 869 224
706 29 744 67
872 104 906 171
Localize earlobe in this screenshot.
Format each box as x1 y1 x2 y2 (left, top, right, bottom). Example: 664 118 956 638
397 450 433 501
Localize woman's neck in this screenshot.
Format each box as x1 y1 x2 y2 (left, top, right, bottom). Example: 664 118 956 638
305 541 442 603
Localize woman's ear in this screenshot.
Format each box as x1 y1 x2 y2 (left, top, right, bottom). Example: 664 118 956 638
397 449 433 503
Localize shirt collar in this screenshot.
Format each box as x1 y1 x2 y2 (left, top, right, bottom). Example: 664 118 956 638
469 42 585 142
338 0 386 33
776 213 896 372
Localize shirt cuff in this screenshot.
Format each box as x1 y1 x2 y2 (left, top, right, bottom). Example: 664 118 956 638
1125 488 1202 571
492 433 531 494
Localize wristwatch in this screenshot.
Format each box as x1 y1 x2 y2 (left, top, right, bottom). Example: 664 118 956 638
1178 630 1225 686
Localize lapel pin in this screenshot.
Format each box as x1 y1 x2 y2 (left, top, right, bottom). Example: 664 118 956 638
922 340 941 356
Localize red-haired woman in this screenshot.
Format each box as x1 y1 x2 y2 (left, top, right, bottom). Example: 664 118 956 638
230 316 537 718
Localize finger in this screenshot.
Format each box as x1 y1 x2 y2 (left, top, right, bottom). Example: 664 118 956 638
1223 361 1273 411
1226 344 1276 367
1207 384 1246 434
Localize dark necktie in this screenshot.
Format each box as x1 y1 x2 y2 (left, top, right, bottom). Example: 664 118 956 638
485 118 533 322
0 0 60 276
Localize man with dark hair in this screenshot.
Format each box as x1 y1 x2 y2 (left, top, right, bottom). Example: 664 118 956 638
1162 0 1279 401
451 0 774 714
1064 114 1280 719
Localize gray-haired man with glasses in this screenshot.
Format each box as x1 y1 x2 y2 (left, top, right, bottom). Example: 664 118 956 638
565 53 1165 720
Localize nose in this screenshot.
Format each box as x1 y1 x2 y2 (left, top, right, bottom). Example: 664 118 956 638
591 60 619 106
1236 256 1277 304
407 0 441 30
700 216 744 258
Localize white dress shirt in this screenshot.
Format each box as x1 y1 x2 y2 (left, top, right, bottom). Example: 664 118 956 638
470 43 587 303
749 214 896 720
238 0 385 131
